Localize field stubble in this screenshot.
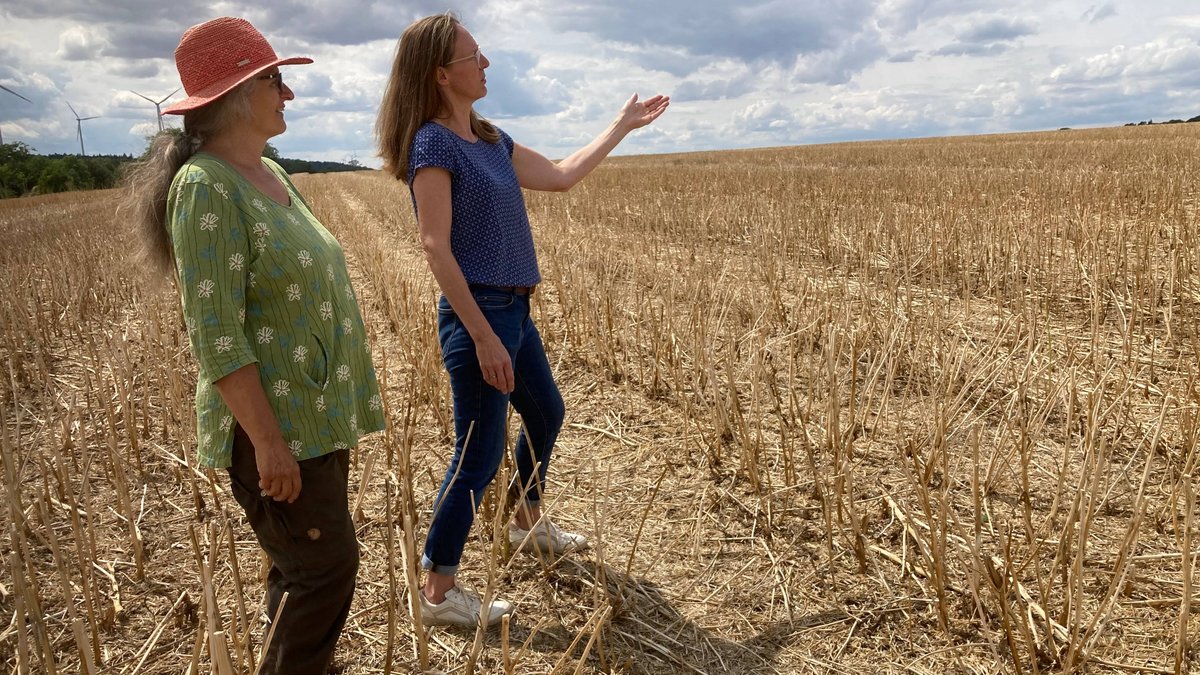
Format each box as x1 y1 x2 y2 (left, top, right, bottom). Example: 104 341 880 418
2 124 1199 674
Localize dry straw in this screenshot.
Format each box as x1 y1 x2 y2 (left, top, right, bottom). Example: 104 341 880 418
2 124 1199 672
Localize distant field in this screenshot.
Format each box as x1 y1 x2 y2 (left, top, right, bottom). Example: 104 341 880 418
2 123 1199 674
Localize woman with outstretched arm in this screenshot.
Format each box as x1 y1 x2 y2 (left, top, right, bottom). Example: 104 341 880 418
377 12 668 628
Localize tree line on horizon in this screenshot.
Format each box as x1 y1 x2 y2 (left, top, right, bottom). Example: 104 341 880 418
1124 114 1200 126
4 116 1197 199
0 133 366 199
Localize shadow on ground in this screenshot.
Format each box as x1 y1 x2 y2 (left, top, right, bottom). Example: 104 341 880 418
434 556 848 674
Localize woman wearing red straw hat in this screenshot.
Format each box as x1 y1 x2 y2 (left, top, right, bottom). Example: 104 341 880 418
122 17 383 673
377 13 668 628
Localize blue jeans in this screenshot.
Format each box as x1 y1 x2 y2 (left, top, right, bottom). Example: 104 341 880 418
422 287 565 574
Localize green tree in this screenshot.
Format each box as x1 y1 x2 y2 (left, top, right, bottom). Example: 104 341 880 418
0 142 130 197
36 160 69 194
88 158 116 190
0 142 35 197
58 156 93 190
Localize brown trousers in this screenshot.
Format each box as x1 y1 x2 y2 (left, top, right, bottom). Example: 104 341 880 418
227 426 358 675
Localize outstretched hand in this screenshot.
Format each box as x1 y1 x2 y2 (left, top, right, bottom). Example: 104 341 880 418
616 93 670 132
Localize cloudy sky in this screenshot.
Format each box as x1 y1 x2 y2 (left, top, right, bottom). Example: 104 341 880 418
1 1 1199 165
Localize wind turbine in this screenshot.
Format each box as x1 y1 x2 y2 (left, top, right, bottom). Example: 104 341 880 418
0 84 32 145
129 88 179 132
65 100 99 155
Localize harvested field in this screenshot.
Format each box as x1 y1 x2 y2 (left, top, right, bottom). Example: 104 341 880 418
2 123 1199 674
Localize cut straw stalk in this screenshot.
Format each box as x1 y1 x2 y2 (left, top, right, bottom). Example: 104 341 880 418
1177 476 1193 675
352 447 377 522
397 483 429 667
37 497 97 673
2 408 54 674
883 492 1072 655
210 631 236 675
10 551 32 675
465 468 513 675
106 433 145 580
129 590 190 675
384 476 397 674
189 523 235 674
253 591 289 675
52 441 102 664
224 522 254 672
571 606 615 674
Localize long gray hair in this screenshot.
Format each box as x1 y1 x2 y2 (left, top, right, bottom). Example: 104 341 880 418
120 84 252 281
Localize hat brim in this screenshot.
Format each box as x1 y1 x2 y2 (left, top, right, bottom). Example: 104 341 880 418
162 55 313 115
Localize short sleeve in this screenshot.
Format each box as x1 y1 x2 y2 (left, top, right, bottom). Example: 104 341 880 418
499 129 514 157
169 174 258 384
408 124 458 183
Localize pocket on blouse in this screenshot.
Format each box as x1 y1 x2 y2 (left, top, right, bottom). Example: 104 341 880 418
304 333 329 390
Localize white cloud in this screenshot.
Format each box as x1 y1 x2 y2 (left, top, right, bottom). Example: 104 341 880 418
128 121 159 138
56 26 109 61
1081 3 1117 24
955 81 1037 119
522 0 883 74
1046 38 1200 85
932 13 1037 57
112 61 163 79
959 16 1037 43
1 0 1199 159
674 60 757 102
734 100 796 132
1164 15 1200 28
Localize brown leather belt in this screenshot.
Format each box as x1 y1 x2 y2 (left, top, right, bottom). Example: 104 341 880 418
470 284 534 296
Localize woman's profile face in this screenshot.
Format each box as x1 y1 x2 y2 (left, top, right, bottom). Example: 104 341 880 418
440 24 490 102
246 68 295 139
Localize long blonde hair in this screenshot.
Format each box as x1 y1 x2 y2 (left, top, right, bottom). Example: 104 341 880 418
120 84 252 281
376 12 499 183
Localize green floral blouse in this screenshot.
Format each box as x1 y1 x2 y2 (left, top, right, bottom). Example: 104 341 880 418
167 153 384 468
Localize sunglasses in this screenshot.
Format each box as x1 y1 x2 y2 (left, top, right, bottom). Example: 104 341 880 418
257 71 285 92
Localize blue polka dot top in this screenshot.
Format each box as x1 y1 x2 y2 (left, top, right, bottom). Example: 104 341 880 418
407 122 541 287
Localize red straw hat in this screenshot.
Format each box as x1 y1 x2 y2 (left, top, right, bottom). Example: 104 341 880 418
163 17 312 115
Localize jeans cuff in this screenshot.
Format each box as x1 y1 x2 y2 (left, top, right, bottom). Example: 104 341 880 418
519 496 541 509
420 554 458 576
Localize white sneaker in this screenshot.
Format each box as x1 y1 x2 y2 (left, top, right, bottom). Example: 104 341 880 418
509 519 589 556
419 585 513 627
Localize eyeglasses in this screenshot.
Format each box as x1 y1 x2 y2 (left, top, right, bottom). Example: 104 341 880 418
257 72 285 92
445 46 484 69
